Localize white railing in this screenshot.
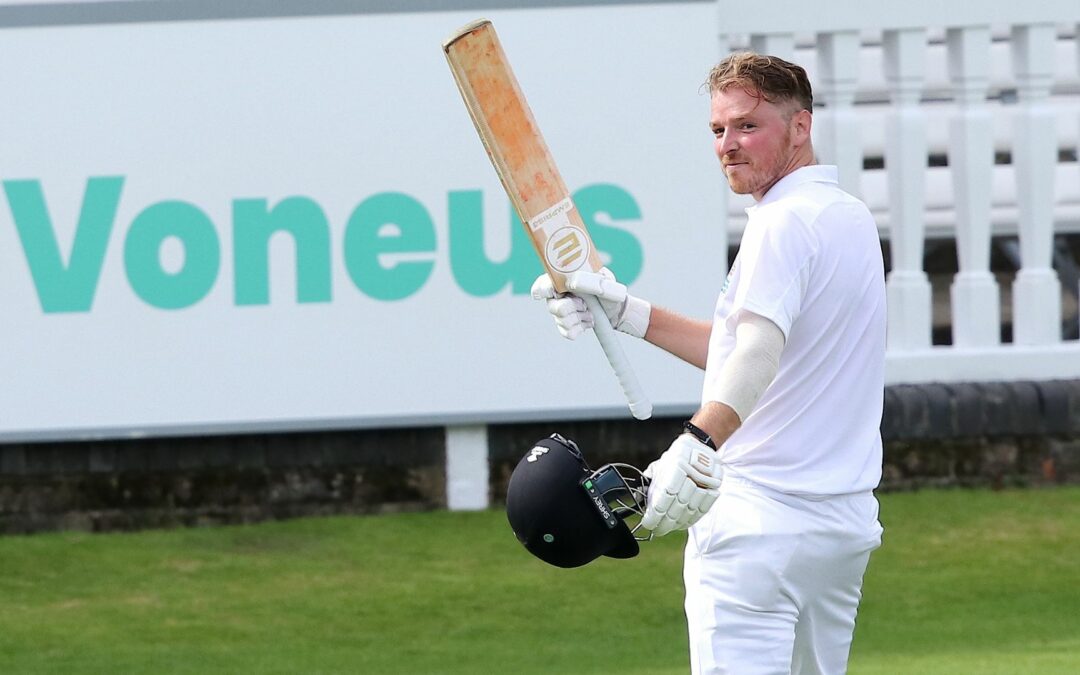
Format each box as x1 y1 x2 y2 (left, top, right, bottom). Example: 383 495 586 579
715 0 1080 384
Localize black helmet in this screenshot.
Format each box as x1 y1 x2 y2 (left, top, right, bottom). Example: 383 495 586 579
506 433 649 568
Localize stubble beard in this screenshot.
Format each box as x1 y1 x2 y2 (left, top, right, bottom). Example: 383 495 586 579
723 129 793 197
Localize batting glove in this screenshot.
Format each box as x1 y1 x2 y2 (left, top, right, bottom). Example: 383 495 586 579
641 434 722 536
530 268 651 340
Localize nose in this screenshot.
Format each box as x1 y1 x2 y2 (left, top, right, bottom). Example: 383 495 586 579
715 131 737 157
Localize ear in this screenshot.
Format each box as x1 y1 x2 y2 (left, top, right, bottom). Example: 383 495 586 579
790 108 812 146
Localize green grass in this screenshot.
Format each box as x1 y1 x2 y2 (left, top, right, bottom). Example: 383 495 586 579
849 487 1080 674
0 487 1076 674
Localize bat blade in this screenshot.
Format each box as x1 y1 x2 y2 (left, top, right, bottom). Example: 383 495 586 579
444 19 652 420
443 19 601 294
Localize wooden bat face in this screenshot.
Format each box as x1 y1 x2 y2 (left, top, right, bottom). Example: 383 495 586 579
443 19 602 293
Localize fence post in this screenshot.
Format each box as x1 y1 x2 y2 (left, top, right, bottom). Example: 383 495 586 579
1010 23 1062 345
815 30 863 197
884 27 933 349
749 33 795 61
445 424 489 511
947 25 1000 347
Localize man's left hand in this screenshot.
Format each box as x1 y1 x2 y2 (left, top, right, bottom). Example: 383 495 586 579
641 434 722 536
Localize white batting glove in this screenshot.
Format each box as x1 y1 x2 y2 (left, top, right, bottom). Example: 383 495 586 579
530 268 651 340
640 434 722 537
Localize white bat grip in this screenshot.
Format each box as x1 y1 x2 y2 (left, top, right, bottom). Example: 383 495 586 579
583 294 653 420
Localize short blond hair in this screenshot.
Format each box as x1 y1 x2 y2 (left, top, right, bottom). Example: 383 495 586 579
706 52 813 114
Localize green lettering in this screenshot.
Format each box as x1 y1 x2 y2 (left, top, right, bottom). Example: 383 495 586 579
3 176 123 313
573 184 643 284
233 197 332 305
343 192 435 301
448 190 542 296
124 201 220 310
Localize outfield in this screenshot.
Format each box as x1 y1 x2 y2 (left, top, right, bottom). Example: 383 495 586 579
0 486 1076 674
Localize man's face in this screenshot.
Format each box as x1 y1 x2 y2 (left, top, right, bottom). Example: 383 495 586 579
710 87 804 201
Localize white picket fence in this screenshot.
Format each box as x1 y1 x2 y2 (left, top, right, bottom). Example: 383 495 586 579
715 0 1080 385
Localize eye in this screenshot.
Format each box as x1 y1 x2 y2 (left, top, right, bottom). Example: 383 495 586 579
712 127 724 137
740 122 756 130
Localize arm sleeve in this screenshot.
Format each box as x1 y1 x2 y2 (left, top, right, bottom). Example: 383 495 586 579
710 311 785 422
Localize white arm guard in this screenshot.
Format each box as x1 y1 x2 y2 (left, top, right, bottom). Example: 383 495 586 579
712 312 785 421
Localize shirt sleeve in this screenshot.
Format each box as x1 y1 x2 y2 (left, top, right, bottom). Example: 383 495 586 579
727 209 817 339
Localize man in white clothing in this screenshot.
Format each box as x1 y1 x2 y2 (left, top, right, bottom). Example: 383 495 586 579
533 52 886 674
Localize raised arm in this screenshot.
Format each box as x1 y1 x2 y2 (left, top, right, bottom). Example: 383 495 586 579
643 306 712 370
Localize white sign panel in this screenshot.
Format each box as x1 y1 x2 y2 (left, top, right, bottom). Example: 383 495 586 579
0 3 728 440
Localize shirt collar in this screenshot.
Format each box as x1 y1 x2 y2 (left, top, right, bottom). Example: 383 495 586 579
744 165 838 213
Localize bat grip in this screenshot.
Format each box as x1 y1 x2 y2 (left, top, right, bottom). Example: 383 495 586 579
583 295 653 420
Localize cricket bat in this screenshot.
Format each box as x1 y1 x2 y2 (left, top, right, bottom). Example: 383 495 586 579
443 19 652 420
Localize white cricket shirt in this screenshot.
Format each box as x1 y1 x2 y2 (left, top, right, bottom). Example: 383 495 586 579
702 165 886 496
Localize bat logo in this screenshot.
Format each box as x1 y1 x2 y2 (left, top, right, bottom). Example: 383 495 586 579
545 226 590 273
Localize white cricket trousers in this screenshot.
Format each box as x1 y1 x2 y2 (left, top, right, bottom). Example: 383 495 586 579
684 475 883 675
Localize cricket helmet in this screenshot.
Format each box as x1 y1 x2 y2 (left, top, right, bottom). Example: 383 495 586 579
506 433 650 568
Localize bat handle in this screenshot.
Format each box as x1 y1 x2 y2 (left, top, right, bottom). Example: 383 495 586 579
583 295 653 420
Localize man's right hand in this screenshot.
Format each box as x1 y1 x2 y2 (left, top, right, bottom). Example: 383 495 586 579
530 268 651 340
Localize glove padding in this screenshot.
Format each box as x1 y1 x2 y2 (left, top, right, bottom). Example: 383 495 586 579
530 268 650 340
641 434 722 536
